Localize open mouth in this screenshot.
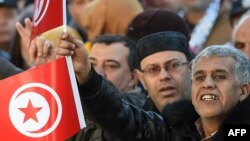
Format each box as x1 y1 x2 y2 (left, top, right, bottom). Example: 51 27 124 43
201 94 218 101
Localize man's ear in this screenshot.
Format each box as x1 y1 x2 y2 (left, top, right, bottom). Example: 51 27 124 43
128 70 138 89
239 83 250 102
135 69 147 91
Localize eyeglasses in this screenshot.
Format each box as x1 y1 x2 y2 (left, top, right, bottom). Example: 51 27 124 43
141 61 189 77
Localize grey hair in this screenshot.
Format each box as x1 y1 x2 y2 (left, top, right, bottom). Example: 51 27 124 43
232 10 250 42
191 44 250 84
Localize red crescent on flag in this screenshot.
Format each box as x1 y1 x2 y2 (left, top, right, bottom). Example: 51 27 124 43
33 0 50 26
9 83 62 137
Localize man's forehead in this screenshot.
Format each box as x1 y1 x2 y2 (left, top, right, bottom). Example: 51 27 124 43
238 18 250 30
193 56 236 73
140 51 187 66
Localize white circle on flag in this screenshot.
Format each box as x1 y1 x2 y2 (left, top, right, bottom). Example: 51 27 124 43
33 0 50 26
9 83 62 138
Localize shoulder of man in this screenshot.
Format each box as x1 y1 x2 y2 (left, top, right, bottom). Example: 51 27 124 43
0 57 22 80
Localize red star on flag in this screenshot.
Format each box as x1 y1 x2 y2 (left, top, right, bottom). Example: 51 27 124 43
18 100 43 123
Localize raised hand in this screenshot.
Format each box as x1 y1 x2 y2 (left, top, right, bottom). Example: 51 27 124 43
15 18 32 47
29 36 55 66
16 18 56 66
56 32 91 84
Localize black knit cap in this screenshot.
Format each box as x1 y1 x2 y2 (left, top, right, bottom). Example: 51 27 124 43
0 0 17 8
136 31 190 62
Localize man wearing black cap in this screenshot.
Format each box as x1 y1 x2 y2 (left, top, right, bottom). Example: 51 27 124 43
53 29 194 141
135 31 191 112
0 0 18 60
125 9 194 113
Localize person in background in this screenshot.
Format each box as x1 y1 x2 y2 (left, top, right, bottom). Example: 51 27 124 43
90 34 140 93
0 0 18 60
182 0 231 54
11 4 33 70
67 0 89 42
78 0 143 42
134 31 192 112
126 9 196 112
68 34 147 141
232 10 250 60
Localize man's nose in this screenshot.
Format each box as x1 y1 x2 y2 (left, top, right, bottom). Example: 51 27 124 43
94 65 106 77
159 68 172 80
202 77 215 89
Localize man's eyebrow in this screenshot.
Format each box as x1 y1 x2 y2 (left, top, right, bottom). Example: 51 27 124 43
89 57 96 61
105 60 120 65
193 69 228 76
193 70 204 76
147 59 183 66
213 69 227 73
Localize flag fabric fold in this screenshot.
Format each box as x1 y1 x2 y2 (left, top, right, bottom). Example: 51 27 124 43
31 0 63 40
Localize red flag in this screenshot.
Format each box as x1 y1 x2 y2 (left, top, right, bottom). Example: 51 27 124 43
0 57 85 140
31 0 64 40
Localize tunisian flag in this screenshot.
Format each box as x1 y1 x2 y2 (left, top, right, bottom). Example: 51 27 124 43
31 0 65 40
0 57 85 140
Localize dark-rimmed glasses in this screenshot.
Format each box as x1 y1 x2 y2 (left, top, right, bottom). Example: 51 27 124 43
141 61 189 76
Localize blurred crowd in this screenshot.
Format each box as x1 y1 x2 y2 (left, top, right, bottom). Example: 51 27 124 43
1 0 250 70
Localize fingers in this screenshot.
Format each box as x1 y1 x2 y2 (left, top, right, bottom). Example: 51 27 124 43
24 18 32 32
36 36 46 57
16 22 28 44
43 41 53 57
28 36 56 66
57 32 76 56
29 39 38 64
16 18 32 48
56 46 75 56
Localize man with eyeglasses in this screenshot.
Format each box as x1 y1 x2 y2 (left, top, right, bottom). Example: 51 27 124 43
136 31 192 112
54 31 193 140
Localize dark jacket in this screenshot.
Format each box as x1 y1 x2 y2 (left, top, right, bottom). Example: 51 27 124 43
0 57 22 80
78 67 250 141
68 68 148 141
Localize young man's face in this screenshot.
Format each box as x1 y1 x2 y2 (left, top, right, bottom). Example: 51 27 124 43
137 51 191 111
234 18 250 60
192 56 248 120
0 6 17 48
89 42 136 92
